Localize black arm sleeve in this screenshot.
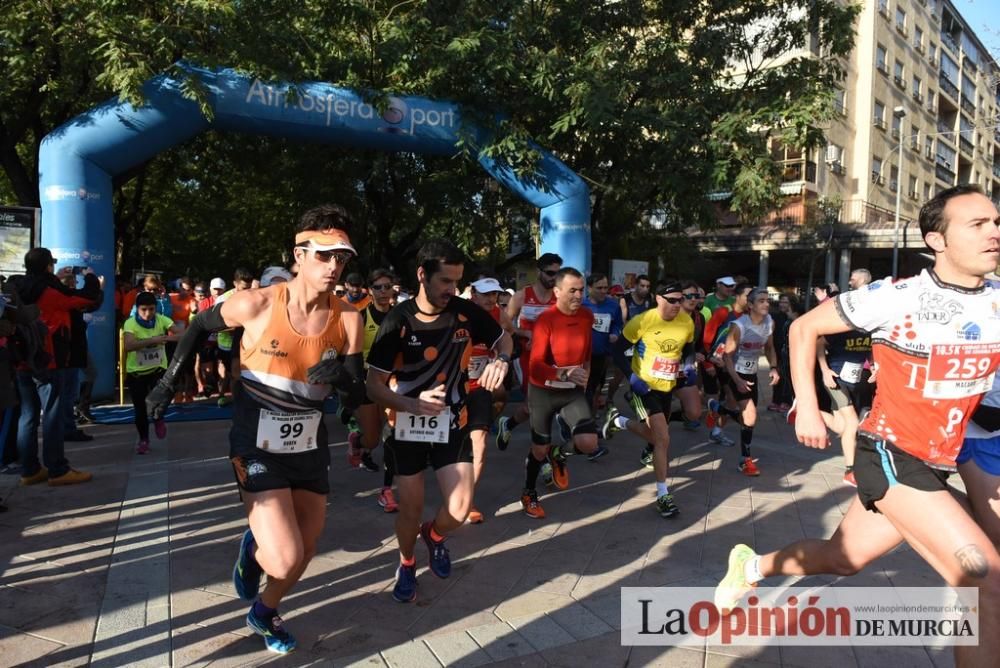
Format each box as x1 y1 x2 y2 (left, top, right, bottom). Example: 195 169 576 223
971 404 1000 433
162 304 229 384
681 341 696 367
336 353 365 411
612 335 633 377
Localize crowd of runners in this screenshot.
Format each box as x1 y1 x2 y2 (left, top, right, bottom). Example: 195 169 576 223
11 186 995 664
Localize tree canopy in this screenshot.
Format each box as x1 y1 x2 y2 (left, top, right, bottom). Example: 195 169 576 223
0 0 860 281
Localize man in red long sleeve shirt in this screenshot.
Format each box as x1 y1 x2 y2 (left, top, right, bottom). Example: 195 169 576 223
14 247 101 486
520 267 602 519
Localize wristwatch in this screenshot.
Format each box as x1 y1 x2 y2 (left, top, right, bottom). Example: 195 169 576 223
497 353 511 365
558 368 569 382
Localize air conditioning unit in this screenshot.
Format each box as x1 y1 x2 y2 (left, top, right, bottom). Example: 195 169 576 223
872 172 885 185
825 145 842 163
830 162 845 175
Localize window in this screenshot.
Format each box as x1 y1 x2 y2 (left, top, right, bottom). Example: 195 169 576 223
925 135 935 158
890 165 900 191
872 156 884 184
876 44 888 73
826 144 845 173
894 60 905 86
914 26 925 51
892 113 903 139
834 88 847 115
927 89 936 111
908 175 918 197
941 51 959 85
878 0 889 16
895 7 907 32
924 182 932 201
874 100 886 128
937 142 957 168
912 75 922 95
910 126 921 149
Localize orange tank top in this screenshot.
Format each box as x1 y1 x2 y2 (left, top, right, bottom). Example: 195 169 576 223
240 284 350 410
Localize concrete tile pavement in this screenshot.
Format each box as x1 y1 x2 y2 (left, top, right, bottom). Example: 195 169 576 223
0 393 965 667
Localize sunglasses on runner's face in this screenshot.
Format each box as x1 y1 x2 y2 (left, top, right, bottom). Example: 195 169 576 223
371 283 393 291
682 293 699 300
660 295 683 304
541 270 559 277
298 246 352 264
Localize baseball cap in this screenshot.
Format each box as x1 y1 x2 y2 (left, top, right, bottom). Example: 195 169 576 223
716 276 736 286
295 229 357 254
261 266 292 287
210 277 226 290
609 284 625 296
471 278 504 294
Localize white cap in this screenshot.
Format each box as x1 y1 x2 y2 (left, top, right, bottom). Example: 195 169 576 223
210 277 226 290
716 276 736 286
261 266 292 287
471 278 504 294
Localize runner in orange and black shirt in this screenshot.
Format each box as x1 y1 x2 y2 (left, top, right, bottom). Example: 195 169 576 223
366 239 512 604
520 267 602 519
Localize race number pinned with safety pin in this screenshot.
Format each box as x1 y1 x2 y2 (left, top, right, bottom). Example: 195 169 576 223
395 407 452 444
924 342 1000 400
257 409 322 453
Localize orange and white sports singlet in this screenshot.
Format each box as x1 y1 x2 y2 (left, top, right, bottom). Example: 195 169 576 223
836 270 1000 468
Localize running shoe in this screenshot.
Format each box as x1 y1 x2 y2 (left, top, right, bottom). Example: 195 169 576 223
246 606 297 653
347 431 363 468
467 506 484 524
707 398 721 429
233 529 263 600
420 521 451 578
709 428 735 447
154 418 167 440
639 446 654 469
378 487 398 513
556 413 573 443
600 406 622 440
738 457 761 477
136 439 150 455
496 415 512 451
785 399 797 425
393 563 417 602
520 489 546 519
359 450 379 472
548 448 570 490
540 462 553 486
683 419 700 431
715 544 759 612
655 493 679 518
843 469 857 487
587 445 610 462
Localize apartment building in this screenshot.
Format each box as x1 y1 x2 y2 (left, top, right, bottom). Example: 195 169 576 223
697 0 1000 290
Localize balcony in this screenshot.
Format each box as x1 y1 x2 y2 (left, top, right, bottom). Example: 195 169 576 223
961 96 975 116
960 136 975 155
936 164 956 182
941 32 959 54
781 160 817 183
937 121 954 137
938 73 959 100
993 164 1000 179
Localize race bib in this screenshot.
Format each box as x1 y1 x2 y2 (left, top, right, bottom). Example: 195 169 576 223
520 303 548 324
839 361 863 383
545 367 578 389
468 355 490 380
256 409 322 453
924 342 1000 399
395 407 452 443
650 356 679 381
736 357 758 375
593 313 611 334
136 346 164 370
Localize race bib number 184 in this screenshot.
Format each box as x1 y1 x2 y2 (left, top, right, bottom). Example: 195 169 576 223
924 342 1000 399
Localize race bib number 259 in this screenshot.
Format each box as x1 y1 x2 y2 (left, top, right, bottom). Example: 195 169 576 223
924 342 1000 400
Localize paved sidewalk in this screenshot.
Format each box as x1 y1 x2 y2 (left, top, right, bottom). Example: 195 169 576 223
0 397 961 667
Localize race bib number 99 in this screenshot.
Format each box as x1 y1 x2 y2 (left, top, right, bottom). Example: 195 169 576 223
257 409 322 453
924 342 1000 399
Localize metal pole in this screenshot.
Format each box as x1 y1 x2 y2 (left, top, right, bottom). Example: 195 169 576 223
891 136 904 280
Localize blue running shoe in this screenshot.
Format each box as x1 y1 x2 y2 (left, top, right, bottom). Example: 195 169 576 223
420 521 451 578
683 419 701 431
233 529 263 600
246 606 297 654
393 563 418 602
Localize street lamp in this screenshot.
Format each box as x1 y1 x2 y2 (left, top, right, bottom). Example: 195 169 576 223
891 106 906 280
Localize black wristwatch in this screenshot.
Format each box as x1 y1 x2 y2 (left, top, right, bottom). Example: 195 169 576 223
497 353 511 365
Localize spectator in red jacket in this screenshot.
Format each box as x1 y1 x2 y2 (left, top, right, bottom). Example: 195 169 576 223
12 247 101 487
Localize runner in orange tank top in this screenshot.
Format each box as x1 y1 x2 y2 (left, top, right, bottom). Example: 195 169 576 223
496 253 561 450
147 204 365 655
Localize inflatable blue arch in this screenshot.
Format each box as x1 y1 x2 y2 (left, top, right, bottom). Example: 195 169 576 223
37 64 591 398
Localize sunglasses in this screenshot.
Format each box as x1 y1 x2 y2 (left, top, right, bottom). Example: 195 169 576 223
682 293 699 300
298 246 352 264
541 270 559 277
371 283 393 291
660 296 683 304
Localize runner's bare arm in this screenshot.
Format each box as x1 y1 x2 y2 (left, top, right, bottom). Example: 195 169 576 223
365 368 446 416
765 335 780 385
507 289 529 339
723 326 742 380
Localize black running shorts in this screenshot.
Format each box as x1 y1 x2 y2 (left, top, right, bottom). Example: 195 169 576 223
231 451 330 496
527 384 597 446
466 388 493 431
629 388 673 420
853 435 951 512
384 428 473 476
